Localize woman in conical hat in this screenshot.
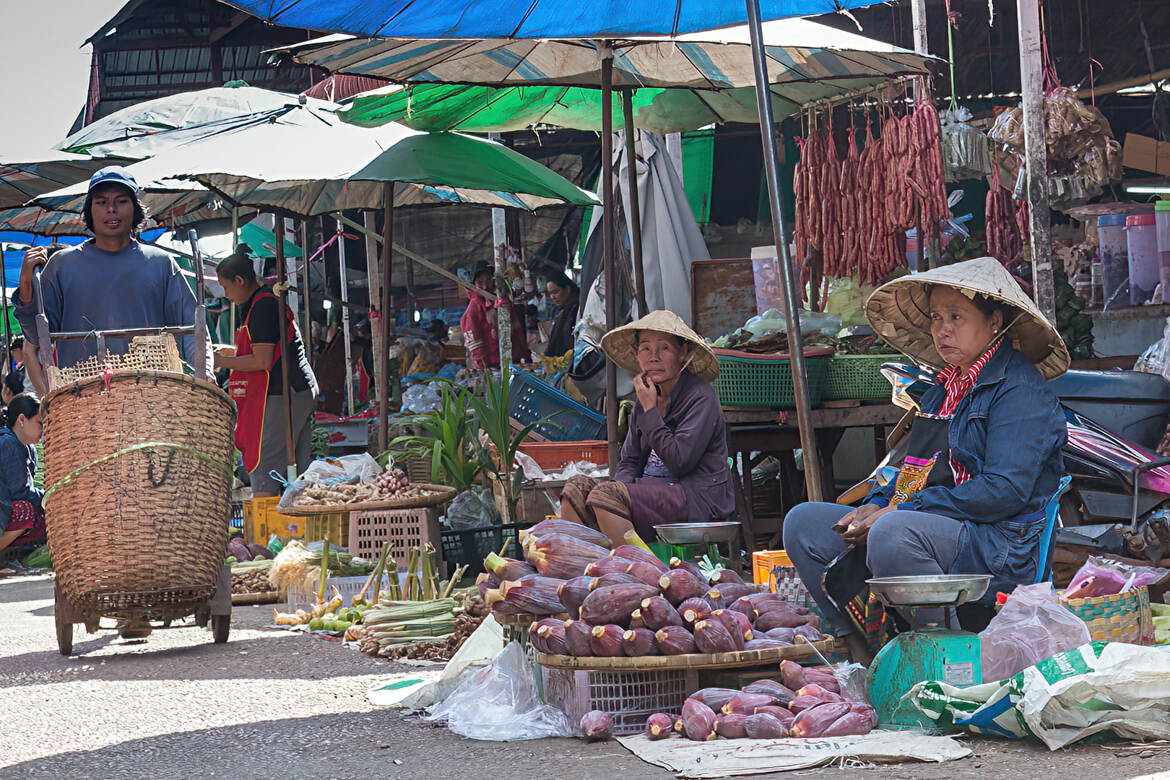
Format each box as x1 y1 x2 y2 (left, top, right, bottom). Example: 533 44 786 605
782 258 1069 662
560 310 734 546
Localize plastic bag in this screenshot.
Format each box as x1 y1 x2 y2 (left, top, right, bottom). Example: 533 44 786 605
424 642 574 741
402 382 442 413
1064 555 1169 598
299 453 383 484
977 583 1091 681
444 486 500 531
744 308 841 338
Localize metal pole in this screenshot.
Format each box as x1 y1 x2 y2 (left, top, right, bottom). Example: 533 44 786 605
0 248 10 378
601 46 620 474
623 88 649 317
364 211 383 414
185 229 209 382
489 132 512 371
301 221 312 360
378 185 394 454
1017 0 1056 321
336 218 355 415
230 207 239 337
273 216 297 484
745 0 823 502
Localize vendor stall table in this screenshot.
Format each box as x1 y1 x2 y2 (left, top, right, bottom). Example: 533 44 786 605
726 403 906 542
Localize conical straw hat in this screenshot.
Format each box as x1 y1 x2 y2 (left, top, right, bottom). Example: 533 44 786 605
865 257 1070 380
600 310 719 381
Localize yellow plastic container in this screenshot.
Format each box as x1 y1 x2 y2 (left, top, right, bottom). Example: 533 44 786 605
242 496 305 544
752 549 794 590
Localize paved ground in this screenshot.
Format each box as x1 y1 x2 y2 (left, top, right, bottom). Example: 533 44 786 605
0 574 1167 780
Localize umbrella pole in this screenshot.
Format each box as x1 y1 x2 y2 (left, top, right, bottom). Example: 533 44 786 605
230 207 238 338
336 217 355 415
601 45 620 474
489 133 512 373
622 88 649 317
364 211 383 417
0 253 9 378
378 185 395 454
745 0 823 502
274 215 297 485
301 221 313 360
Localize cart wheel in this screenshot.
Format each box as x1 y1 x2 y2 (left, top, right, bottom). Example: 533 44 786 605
194 607 210 628
211 614 230 644
55 611 74 656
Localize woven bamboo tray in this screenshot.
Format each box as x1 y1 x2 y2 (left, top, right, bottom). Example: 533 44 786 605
495 611 570 627
281 484 457 515
537 635 833 671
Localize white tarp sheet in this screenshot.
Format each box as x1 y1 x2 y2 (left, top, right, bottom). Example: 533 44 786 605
616 731 972 778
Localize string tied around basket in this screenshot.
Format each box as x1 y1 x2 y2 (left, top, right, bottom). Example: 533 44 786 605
42 441 234 506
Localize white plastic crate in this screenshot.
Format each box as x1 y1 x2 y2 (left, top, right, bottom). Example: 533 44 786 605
543 667 699 735
285 573 403 613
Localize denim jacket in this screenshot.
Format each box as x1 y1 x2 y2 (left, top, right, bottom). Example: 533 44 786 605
868 344 1066 591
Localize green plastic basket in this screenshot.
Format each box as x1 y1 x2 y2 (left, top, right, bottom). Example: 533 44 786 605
823 354 903 402
713 349 830 408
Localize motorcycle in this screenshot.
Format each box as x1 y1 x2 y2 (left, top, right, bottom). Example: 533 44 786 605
842 362 1170 564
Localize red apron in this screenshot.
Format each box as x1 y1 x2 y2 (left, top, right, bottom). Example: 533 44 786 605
228 291 287 474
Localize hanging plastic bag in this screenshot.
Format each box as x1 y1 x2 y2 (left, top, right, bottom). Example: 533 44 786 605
977 582 1091 681
424 642 574 741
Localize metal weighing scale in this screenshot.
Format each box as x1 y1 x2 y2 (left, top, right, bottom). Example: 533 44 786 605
654 522 743 571
866 574 991 731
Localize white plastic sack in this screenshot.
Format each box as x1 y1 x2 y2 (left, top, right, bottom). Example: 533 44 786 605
978 583 1091 681
910 641 1170 750
298 453 383 484
424 642 574 741
277 454 386 510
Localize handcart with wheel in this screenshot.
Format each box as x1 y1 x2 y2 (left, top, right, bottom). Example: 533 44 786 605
35 231 237 655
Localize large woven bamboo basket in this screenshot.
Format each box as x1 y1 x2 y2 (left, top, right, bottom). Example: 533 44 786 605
43 370 236 619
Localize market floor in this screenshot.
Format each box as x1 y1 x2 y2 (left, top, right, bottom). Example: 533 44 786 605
0 575 1167 780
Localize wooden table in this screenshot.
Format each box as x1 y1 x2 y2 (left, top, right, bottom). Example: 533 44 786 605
725 403 907 543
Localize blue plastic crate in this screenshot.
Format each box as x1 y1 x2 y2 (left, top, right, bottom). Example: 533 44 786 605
508 369 606 442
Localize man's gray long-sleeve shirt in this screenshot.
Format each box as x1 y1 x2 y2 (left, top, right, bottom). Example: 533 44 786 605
13 239 211 373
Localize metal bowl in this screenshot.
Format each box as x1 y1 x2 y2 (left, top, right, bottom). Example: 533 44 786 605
654 521 741 546
866 574 991 608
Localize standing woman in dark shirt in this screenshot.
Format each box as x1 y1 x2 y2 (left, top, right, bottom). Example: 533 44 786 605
213 248 319 496
545 272 579 359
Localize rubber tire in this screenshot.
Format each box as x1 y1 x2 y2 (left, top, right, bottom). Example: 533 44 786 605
56 612 74 656
211 614 230 644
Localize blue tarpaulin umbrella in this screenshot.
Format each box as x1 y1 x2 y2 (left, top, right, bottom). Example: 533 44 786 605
223 0 879 38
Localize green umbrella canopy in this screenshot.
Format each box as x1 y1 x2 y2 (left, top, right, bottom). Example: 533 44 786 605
348 130 598 208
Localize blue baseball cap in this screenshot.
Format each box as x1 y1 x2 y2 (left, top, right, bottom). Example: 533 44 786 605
88 166 139 194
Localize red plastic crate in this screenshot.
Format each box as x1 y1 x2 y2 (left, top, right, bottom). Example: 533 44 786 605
348 507 440 568
517 441 608 471
543 667 698 736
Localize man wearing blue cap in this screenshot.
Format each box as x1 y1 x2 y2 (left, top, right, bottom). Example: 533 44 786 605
14 166 211 395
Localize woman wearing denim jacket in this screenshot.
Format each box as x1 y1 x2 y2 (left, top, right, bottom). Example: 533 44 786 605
784 258 1069 662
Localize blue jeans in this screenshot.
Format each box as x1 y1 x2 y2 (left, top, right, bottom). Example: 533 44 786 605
782 502 965 631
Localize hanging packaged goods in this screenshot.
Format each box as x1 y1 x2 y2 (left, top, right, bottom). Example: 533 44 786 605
793 97 948 287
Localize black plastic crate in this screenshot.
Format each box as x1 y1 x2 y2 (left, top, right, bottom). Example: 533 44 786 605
440 523 530 575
